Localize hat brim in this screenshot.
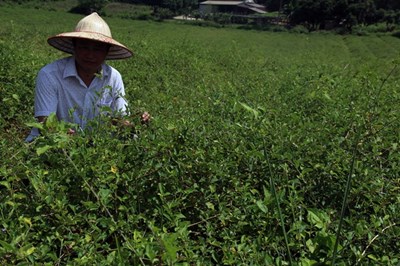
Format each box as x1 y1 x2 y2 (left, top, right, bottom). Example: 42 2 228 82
47 31 133 60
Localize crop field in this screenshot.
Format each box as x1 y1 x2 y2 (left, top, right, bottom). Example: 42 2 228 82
1 5 400 265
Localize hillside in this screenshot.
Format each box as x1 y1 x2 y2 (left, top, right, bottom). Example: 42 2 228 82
1 5 399 265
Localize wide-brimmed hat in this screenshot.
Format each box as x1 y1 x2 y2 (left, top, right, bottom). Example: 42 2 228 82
47 12 132 60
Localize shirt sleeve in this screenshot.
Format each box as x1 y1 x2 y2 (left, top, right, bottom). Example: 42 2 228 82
111 70 129 116
34 69 59 118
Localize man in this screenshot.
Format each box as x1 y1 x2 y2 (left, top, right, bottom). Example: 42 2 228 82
26 12 149 142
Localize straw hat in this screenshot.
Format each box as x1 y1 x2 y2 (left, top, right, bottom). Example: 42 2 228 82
47 12 132 60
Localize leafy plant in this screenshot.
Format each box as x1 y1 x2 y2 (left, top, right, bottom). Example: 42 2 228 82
1 5 400 265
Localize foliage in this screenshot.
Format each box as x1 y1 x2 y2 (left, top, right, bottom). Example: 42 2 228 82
286 0 400 31
152 7 175 21
70 0 109 14
115 0 198 16
161 0 198 13
1 6 400 265
3 0 400 31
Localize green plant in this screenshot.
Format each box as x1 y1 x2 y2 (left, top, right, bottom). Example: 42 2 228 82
1 5 400 265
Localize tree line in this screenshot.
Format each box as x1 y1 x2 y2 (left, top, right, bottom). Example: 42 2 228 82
12 0 400 31
283 0 400 31
88 0 400 30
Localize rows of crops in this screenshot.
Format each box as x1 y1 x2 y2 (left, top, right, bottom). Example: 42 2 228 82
1 5 400 265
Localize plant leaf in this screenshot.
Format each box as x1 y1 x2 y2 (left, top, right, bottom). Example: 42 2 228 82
36 145 52 155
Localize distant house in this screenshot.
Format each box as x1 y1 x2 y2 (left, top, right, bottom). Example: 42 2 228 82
199 0 267 16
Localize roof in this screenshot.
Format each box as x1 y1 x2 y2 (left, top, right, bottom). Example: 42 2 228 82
238 2 266 13
200 0 267 14
200 1 243 5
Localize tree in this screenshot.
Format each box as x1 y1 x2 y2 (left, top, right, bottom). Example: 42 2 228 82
160 0 198 14
260 0 285 11
348 0 377 25
286 0 399 31
288 0 336 30
375 0 400 10
71 0 109 14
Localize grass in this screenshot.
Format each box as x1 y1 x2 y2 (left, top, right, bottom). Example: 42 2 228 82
1 5 400 265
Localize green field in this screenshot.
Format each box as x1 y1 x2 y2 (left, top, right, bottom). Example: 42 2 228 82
1 5 400 265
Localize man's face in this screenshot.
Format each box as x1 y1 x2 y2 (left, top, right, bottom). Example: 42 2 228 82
73 39 109 74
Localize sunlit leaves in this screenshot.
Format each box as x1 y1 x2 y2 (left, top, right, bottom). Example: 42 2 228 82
1 4 400 265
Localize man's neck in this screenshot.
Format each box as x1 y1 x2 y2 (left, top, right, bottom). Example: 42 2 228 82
75 64 101 87
78 71 95 87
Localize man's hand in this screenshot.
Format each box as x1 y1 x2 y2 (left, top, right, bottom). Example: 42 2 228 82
121 119 134 127
111 111 150 128
67 128 76 135
111 118 133 127
141 111 151 125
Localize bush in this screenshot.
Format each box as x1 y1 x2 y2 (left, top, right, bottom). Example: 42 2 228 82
351 23 397 35
289 24 309 34
0 42 35 138
2 7 400 265
184 19 223 28
153 7 174 21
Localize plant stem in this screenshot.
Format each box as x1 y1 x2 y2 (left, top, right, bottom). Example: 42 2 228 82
331 135 358 265
264 144 293 265
356 223 397 264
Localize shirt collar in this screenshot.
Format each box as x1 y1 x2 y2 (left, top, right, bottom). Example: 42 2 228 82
63 56 109 80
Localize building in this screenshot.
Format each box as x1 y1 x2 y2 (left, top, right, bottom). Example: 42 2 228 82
199 0 267 16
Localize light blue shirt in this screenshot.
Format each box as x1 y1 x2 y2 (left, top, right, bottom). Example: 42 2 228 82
26 56 128 142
